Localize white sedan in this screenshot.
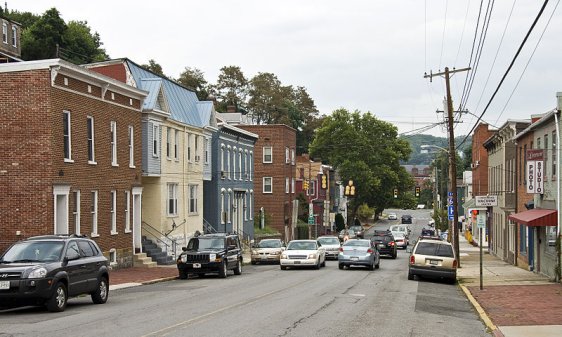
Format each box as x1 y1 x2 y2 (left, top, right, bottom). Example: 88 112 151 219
388 213 398 220
280 240 326 270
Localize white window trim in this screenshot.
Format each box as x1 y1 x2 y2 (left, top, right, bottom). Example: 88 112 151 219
187 133 192 162
91 190 99 237
249 151 253 181
11 25 16 47
128 126 135 168
238 150 242 180
2 23 6 44
220 190 225 224
167 183 178 216
244 151 248 180
87 116 96 164
263 177 273 194
285 177 290 193
189 184 198 214
227 146 232 179
285 147 290 164
110 190 118 235
111 121 118 166
244 192 248 221
204 138 209 164
63 110 73 162
174 129 179 161
124 190 131 233
166 127 172 160
220 144 225 179
227 190 232 223
291 178 295 194
249 190 254 220
73 190 80 235
194 135 199 162
263 146 272 163
152 124 159 158
291 148 295 165
109 248 117 266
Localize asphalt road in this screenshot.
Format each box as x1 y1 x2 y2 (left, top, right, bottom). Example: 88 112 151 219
0 209 490 337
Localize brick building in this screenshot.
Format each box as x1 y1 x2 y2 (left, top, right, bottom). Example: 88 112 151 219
0 59 147 268
0 16 21 62
237 124 296 242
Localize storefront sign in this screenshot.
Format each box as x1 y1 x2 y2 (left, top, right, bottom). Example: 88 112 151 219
526 149 544 194
475 196 498 207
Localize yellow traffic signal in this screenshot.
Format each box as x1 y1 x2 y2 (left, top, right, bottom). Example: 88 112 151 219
303 180 309 191
393 188 398 198
415 186 420 197
321 175 327 189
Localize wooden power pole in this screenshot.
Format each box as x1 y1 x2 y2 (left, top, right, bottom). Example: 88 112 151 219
424 66 470 268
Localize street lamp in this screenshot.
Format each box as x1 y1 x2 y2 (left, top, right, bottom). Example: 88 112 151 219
421 144 461 268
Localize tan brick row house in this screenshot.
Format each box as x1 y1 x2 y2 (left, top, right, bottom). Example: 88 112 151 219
0 59 147 268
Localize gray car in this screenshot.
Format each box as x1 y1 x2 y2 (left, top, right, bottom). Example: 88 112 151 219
317 236 341 260
338 239 380 270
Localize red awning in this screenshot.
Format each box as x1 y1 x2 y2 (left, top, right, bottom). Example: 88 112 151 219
508 209 558 226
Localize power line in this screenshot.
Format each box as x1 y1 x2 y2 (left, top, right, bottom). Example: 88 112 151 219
457 0 552 150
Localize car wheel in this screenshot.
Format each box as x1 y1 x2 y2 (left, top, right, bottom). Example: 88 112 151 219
280 265 287 270
321 258 326 268
178 269 188 280
368 262 375 271
315 259 321 270
338 264 344 270
251 260 257 265
233 259 242 275
218 261 228 278
408 270 414 280
91 276 109 304
46 282 67 312
375 260 380 269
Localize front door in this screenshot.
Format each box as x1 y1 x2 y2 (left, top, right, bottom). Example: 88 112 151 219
132 187 143 253
528 227 534 271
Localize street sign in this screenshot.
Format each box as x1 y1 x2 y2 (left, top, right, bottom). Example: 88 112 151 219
308 216 314 225
448 197 454 205
448 191 453 197
448 205 454 220
477 214 486 229
475 196 498 207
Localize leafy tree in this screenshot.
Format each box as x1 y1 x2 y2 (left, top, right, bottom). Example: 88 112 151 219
3 10 39 28
356 203 374 223
61 21 108 63
141 59 165 77
334 213 345 232
176 67 209 100
212 65 248 112
20 8 66 60
247 72 285 124
309 109 413 219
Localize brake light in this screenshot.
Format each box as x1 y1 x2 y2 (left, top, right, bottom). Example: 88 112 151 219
389 241 395 246
339 247 343 252
452 259 458 269
367 248 373 254
410 255 415 265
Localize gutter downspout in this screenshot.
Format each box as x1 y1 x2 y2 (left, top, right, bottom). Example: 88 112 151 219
555 110 561 282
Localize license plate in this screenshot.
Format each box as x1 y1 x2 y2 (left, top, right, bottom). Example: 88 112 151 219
261 256 269 260
193 263 201 268
294 260 301 264
378 244 385 249
0 281 9 290
429 260 439 265
351 257 359 261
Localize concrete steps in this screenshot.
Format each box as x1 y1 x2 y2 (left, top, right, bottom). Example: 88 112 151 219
133 253 157 268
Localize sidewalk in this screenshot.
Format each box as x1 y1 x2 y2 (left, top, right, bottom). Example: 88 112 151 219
457 236 562 337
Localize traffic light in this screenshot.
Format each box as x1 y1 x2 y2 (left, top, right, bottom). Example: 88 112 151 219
415 186 420 197
393 188 398 198
321 175 327 189
303 180 309 191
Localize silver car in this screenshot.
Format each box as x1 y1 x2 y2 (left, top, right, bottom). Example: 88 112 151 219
317 236 341 260
338 239 380 270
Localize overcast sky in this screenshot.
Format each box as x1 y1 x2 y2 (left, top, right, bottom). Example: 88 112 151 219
11 0 562 138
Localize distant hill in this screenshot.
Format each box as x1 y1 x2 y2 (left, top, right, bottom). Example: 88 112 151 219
400 134 472 165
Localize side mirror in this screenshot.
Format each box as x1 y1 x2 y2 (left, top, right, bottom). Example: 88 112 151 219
182 247 187 252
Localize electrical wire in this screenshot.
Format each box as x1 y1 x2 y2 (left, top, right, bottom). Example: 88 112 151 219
457 0 552 150
439 0 449 70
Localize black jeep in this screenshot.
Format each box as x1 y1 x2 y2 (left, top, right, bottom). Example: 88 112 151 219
0 234 110 312
176 233 242 279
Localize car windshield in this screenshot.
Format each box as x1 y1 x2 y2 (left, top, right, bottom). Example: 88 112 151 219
318 237 339 245
343 240 369 247
1 241 64 263
415 242 454 257
187 238 225 250
258 240 282 248
287 241 317 250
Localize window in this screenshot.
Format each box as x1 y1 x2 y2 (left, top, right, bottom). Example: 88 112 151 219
249 152 253 181
194 135 199 161
249 190 254 219
2 23 6 43
285 147 290 164
91 191 98 236
244 151 248 180
187 133 192 162
204 138 209 164
174 129 179 160
553 131 557 179
292 178 295 194
263 177 273 193
11 25 16 47
124 190 131 232
220 144 225 178
227 146 231 179
110 190 117 234
72 190 80 235
167 183 178 216
233 147 237 180
128 126 135 168
519 225 527 254
63 111 72 161
166 127 172 159
227 191 232 223
221 191 225 224
307 181 315 196
110 121 118 166
547 226 557 252
87 116 95 163
285 177 290 193
238 150 242 180
243 194 248 221
291 148 295 165
152 124 159 157
189 185 198 213
263 147 272 163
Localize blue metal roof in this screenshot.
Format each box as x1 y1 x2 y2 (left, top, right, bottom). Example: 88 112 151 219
126 60 204 127
139 78 164 111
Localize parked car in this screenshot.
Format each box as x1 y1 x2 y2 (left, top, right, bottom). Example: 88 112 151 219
387 213 398 220
392 232 408 249
371 232 397 259
280 240 326 270
349 225 365 239
177 233 242 279
251 239 285 264
0 234 110 312
401 214 413 224
338 229 357 242
338 239 380 270
317 236 341 260
408 238 457 283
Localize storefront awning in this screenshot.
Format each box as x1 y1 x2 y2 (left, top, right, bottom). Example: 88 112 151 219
508 209 558 226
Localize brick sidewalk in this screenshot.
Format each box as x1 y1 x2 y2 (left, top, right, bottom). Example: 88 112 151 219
110 266 178 285
467 284 562 326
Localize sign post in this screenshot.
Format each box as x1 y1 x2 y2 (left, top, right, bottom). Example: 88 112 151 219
477 214 486 290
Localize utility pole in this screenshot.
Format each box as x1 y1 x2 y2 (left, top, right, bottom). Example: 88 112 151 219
424 67 470 268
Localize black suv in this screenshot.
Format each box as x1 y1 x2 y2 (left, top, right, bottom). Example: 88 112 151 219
401 214 413 224
177 233 242 279
0 234 110 312
370 231 397 259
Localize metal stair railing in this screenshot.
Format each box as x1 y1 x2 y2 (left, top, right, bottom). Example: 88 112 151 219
141 221 173 260
203 218 218 234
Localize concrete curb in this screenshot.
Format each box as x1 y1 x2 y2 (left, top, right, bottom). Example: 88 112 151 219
459 284 502 336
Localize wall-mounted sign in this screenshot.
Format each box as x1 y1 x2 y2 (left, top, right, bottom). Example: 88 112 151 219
526 149 544 194
475 196 498 207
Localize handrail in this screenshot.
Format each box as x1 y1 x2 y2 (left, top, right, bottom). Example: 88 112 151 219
203 218 218 234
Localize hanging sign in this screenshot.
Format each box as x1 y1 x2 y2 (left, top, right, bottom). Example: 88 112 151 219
526 149 544 194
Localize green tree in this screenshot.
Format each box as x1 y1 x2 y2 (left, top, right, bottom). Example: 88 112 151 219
212 65 248 112
310 109 412 218
141 59 165 77
247 72 285 124
334 213 345 232
176 66 209 100
356 203 374 223
61 21 108 63
20 8 66 60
